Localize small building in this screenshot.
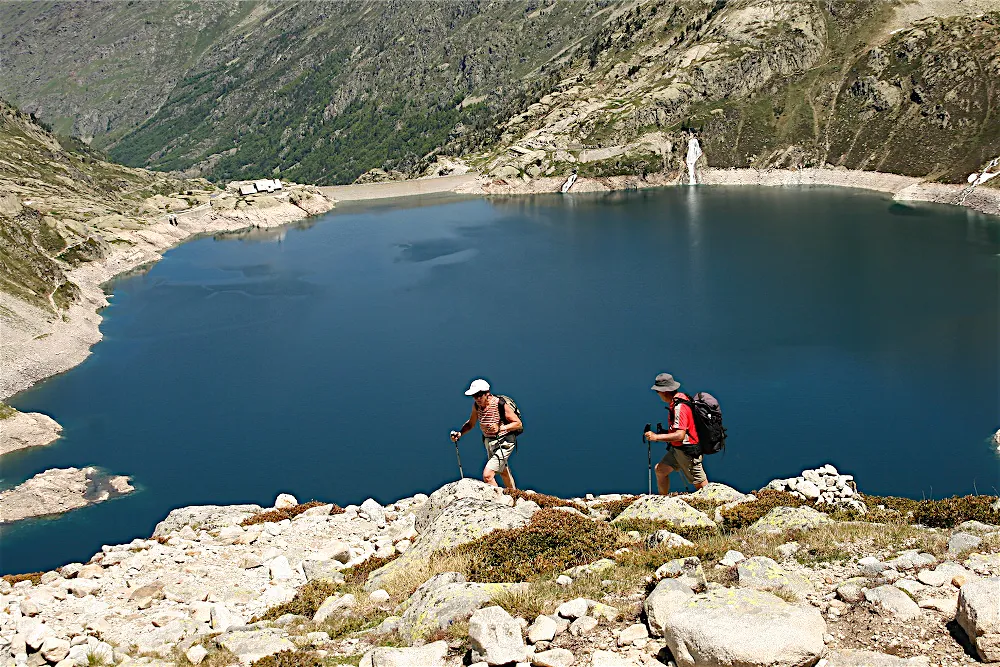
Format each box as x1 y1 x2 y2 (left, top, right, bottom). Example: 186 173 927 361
239 183 257 196
254 179 275 193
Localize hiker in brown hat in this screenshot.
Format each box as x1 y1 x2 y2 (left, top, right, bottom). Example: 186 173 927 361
645 373 708 494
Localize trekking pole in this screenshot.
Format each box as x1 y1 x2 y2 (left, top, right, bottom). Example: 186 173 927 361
451 432 464 479
643 423 652 495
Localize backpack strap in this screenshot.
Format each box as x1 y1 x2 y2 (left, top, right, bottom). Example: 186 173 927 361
497 396 507 425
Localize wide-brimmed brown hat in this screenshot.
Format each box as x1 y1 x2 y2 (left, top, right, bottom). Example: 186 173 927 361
651 373 680 392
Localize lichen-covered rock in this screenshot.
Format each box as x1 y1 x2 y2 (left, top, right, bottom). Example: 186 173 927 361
864 584 922 620
217 630 295 666
469 605 530 665
395 572 524 642
737 557 814 599
749 506 832 534
611 496 715 529
956 577 1000 662
657 588 826 667
680 483 753 505
368 497 529 588
153 503 263 537
413 479 512 532
644 578 694 637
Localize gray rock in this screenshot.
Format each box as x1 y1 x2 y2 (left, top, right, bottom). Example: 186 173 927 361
314 594 355 623
825 649 930 666
611 496 715 529
719 550 746 567
532 647 575 667
218 630 295 666
644 578 694 637
956 520 999 534
796 480 821 500
749 506 832 534
956 577 1000 663
885 551 936 571
302 559 345 584
368 497 528 588
570 615 599 636
128 581 165 608
737 557 814 599
617 623 650 646
0 467 134 523
557 598 590 620
647 530 694 549
776 542 800 559
658 588 826 667
413 479 511 533
681 483 753 505
864 585 921 620
528 615 557 643
359 641 448 667
397 575 518 642
153 504 263 537
948 532 982 555
469 606 529 665
360 498 386 527
67 579 101 597
655 557 707 590
40 637 70 663
186 645 209 665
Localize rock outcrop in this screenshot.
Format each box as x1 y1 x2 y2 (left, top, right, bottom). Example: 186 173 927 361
0 467 133 523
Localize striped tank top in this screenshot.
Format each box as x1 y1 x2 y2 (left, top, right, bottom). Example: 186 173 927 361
478 396 501 436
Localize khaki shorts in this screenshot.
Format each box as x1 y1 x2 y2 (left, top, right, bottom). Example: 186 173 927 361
659 446 706 486
483 433 517 473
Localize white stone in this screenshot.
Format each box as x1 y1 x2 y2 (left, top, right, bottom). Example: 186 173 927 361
532 647 575 667
719 550 746 567
528 615 557 643
268 556 295 581
469 606 529 665
370 589 391 605
274 493 298 509
360 498 387 527
570 615 599 636
185 645 208 665
210 603 234 631
557 598 590 620
40 636 71 663
591 650 643 667
617 623 649 646
359 641 448 667
556 575 573 586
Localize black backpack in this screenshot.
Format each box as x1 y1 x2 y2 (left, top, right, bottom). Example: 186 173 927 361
496 395 523 436
673 392 727 456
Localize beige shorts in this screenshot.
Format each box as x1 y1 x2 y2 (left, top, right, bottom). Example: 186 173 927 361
483 433 517 473
659 446 706 486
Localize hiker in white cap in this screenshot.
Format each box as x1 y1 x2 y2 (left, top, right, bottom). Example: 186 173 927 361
450 379 522 489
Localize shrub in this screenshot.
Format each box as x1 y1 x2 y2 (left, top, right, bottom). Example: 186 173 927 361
253 580 341 621
240 501 343 527
0 402 16 419
250 650 324 667
911 495 1000 528
454 509 625 582
719 490 804 530
593 496 639 520
504 488 586 512
342 553 401 587
2 572 44 585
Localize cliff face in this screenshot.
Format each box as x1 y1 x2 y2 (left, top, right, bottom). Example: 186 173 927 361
1 1 996 186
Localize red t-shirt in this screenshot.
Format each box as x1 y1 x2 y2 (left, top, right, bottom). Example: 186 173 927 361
669 393 699 446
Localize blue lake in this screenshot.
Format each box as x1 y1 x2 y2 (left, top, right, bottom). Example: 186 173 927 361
2 186 998 575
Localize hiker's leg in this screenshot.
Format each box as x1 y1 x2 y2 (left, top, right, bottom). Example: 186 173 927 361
499 467 516 491
684 454 708 491
482 466 499 486
654 462 673 494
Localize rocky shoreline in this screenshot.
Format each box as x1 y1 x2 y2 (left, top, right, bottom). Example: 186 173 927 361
2 469 998 667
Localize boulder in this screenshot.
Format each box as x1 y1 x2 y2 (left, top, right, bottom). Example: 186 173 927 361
557 598 590 620
825 649 930 666
267 556 295 582
719 550 746 567
948 532 982 555
301 559 345 584
611 496 715 529
644 578 694 637
617 623 650 646
414 479 512 532
367 497 528 588
654 557 707 590
40 636 70 663
360 498 387 527
218 630 296 666
153 504 263 537
274 493 298 509
528 615 558 643
681 483 753 505
737 557 814 599
359 641 448 667
864 585 921 620
647 530 695 549
956 577 1000 662
657 588 826 667
533 647 575 667
396 573 521 642
314 594 356 623
185 645 209 665
570 615 599 636
749 506 832 534
886 551 936 571
469 606 529 665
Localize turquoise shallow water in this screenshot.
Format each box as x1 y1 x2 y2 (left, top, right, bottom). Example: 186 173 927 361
2 186 998 574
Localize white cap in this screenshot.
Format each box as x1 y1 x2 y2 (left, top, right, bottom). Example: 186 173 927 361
464 379 490 396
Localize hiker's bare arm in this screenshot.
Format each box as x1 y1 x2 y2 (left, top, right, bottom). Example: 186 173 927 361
498 403 522 436
456 404 479 438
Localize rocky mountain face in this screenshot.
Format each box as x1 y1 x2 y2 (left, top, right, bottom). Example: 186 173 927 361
0 101 187 313
1 0 996 186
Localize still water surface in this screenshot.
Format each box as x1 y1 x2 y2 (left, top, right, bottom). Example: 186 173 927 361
3 187 998 574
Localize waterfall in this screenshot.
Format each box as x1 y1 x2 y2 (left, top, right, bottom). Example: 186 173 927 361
686 137 703 185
